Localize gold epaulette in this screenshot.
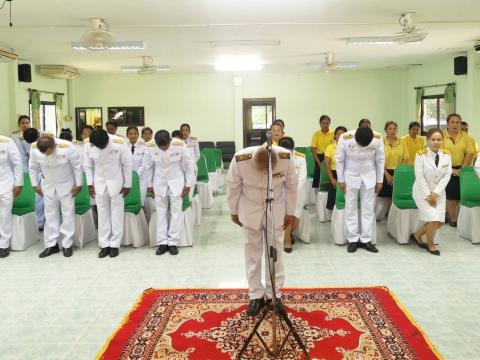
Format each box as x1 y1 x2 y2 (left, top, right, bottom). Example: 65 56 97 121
58 143 70 148
373 133 381 139
73 140 82 145
43 131 54 137
137 139 145 145
279 152 290 160
173 141 185 146
295 151 305 158
83 138 90 144
235 154 252 162
0 135 12 143
190 136 197 141
146 140 156 147
417 149 427 156
113 138 124 144
11 130 20 135
343 133 353 140
31 143 37 149
441 148 450 155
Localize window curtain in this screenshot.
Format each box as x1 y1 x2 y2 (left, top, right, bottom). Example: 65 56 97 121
54 94 63 135
444 84 456 116
415 88 424 122
30 90 41 129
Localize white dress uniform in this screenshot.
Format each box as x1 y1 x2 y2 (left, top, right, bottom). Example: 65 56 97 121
0 136 24 250
126 140 147 205
475 157 480 178
72 140 86 170
29 138 83 249
336 130 385 244
84 135 132 249
185 136 201 163
141 139 195 246
292 151 307 218
227 146 298 299
412 149 452 222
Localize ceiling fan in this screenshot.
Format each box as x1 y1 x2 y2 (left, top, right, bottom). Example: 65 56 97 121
72 18 145 50
309 52 357 72
346 13 427 45
120 56 170 74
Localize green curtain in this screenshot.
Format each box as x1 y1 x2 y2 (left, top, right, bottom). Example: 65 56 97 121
415 88 424 122
444 84 456 116
54 94 63 135
30 90 41 129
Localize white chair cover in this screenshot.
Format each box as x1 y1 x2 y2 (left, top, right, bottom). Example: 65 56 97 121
73 209 97 248
144 197 155 223
122 210 149 248
316 192 332 222
148 208 194 247
457 205 480 244
196 182 214 209
386 205 419 244
304 179 317 205
11 213 39 251
375 197 389 221
191 195 202 226
331 207 377 245
294 206 317 244
216 169 225 190
208 172 219 193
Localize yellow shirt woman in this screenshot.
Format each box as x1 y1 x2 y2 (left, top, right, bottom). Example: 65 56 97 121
442 129 473 167
310 129 334 155
401 134 424 166
324 143 337 170
384 138 409 169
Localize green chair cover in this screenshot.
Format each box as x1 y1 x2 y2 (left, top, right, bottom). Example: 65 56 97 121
335 184 361 210
197 154 209 183
305 150 315 179
12 173 35 216
200 149 217 173
392 164 417 209
294 147 308 154
319 163 330 192
75 173 91 215
182 195 191 211
212 148 222 170
460 167 480 208
124 171 142 215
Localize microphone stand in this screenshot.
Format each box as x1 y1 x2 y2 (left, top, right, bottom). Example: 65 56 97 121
238 140 310 359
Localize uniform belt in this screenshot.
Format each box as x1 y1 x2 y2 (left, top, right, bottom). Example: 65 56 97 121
452 166 461 169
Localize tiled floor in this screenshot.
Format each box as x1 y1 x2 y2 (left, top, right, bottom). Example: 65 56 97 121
0 193 479 359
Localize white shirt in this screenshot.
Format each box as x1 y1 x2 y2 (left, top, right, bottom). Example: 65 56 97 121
185 136 200 162
292 151 307 218
0 135 24 196
126 140 146 172
227 146 299 231
413 149 452 197
11 131 31 172
336 130 385 189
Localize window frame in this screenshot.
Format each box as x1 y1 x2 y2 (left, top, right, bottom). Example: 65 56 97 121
107 106 145 127
29 100 57 135
420 94 445 135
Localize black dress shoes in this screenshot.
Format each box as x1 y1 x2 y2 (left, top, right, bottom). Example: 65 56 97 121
98 247 110 258
169 246 179 255
450 221 457 228
63 247 73 257
284 247 292 253
156 245 169 255
266 298 285 314
427 247 440 256
0 248 9 258
109 247 119 258
247 298 265 316
39 244 60 258
347 242 358 253
410 233 427 249
362 242 379 253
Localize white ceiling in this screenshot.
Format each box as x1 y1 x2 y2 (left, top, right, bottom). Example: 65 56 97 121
1 0 479 73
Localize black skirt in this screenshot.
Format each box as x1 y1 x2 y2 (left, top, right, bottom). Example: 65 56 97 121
326 170 337 210
446 167 461 200
378 169 395 198
312 153 325 188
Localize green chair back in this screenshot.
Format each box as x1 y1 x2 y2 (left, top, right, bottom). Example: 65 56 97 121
201 148 217 173
305 150 315 179
294 147 308 154
319 163 330 192
75 173 91 215
124 171 142 215
212 148 222 170
460 167 480 208
392 164 417 209
182 195 191 211
197 154 209 183
12 173 35 216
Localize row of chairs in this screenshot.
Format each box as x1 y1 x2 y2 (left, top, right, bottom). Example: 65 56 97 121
199 141 236 167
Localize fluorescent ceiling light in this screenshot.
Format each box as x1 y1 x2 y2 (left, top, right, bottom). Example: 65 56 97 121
72 41 145 50
209 40 281 48
214 55 263 72
346 32 426 46
120 65 170 72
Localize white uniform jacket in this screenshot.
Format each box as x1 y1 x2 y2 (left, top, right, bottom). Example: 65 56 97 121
185 136 201 163
413 149 452 201
0 136 24 195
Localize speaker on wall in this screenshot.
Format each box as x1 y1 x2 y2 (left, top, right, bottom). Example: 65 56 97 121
18 63 32 83
454 56 467 75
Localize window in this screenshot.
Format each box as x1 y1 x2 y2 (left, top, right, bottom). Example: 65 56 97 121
107 107 145 126
243 98 276 147
75 107 103 136
29 101 57 135
420 95 446 134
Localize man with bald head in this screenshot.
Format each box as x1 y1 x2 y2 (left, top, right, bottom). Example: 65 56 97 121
227 144 298 316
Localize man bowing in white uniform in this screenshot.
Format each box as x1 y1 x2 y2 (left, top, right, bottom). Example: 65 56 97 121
140 130 195 255
336 126 385 253
29 135 83 258
85 129 132 258
227 145 298 316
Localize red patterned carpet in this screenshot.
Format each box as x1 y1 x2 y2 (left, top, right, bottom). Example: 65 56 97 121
96 287 441 360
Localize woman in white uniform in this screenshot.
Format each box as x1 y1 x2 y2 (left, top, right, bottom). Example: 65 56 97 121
411 128 452 256
126 126 147 206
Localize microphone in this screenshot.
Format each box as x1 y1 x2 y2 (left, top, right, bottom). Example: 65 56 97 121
266 130 273 149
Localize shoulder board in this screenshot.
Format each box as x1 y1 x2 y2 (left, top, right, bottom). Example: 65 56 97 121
441 149 450 155
190 136 197 141
43 131 54 137
343 134 353 140
279 153 290 160
295 151 305 158
373 134 381 139
173 141 185 146
83 138 90 144
235 154 252 162
72 140 82 145
58 143 70 148
31 143 37 149
0 135 12 143
113 138 124 144
417 149 427 156
146 140 156 147
137 139 145 145
11 130 20 135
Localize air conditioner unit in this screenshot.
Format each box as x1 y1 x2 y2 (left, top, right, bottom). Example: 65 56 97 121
0 48 19 61
38 65 80 79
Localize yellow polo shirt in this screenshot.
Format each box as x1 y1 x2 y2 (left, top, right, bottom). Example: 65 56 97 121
442 129 474 167
324 143 337 171
310 129 334 154
401 134 425 166
384 138 409 169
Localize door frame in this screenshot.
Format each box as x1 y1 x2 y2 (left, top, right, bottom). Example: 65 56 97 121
242 97 276 147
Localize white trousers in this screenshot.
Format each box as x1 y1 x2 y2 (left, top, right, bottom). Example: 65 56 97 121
154 190 182 246
345 184 375 244
35 194 45 228
96 191 124 248
242 215 285 300
43 190 75 248
0 192 13 249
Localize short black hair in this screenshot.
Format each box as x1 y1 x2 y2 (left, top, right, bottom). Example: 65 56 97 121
180 123 191 131
106 119 119 129
408 121 421 130
90 129 110 149
319 115 331 124
81 125 94 133
18 115 30 125
334 126 347 136
355 127 374 147
171 130 182 139
59 128 73 142
23 128 39 143
141 127 153 135
278 136 295 150
274 119 285 129
447 113 461 123
358 118 371 127
126 126 139 135
461 121 468 126
37 135 56 153
155 130 171 147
